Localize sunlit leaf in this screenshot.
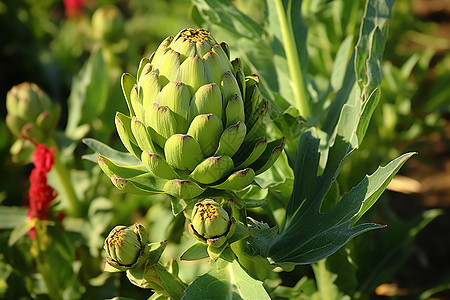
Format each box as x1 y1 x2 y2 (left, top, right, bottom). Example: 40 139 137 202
82 138 141 166
182 254 270 299
0 206 27 229
269 152 413 264
66 50 108 138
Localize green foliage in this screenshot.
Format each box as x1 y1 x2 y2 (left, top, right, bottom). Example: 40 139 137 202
182 250 270 299
66 50 109 139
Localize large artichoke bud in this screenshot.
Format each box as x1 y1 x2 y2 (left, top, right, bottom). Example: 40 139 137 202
99 28 284 199
6 82 60 143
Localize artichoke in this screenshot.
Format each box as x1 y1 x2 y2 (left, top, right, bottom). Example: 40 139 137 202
91 5 124 44
98 28 284 199
6 82 60 143
104 224 147 270
189 199 235 248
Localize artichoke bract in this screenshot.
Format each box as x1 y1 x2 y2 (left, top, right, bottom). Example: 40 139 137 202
99 28 284 199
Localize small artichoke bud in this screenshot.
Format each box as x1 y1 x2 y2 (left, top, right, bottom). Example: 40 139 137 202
189 200 235 248
104 224 147 270
91 5 125 43
6 82 60 142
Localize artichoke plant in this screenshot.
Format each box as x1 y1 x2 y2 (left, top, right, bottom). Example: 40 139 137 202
98 28 284 199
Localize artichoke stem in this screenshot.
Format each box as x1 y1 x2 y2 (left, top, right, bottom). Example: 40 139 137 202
32 230 64 300
35 257 63 300
153 262 187 300
274 0 311 118
53 148 81 217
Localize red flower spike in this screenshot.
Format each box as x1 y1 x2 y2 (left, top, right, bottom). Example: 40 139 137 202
63 0 89 17
27 143 58 239
27 227 37 240
32 144 55 173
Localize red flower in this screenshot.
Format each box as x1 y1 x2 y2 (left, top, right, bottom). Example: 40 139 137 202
29 168 47 187
28 171 57 215
27 144 58 239
27 227 37 240
63 0 89 17
32 144 55 173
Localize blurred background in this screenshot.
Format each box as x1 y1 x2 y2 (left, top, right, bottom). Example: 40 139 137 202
1 0 449 298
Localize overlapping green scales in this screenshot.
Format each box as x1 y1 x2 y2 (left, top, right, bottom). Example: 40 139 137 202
100 28 284 200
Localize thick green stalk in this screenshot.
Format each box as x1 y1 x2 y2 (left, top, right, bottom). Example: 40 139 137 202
346 1 361 38
154 263 187 300
33 229 63 300
313 259 334 300
36 257 63 300
274 0 311 118
52 149 81 217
